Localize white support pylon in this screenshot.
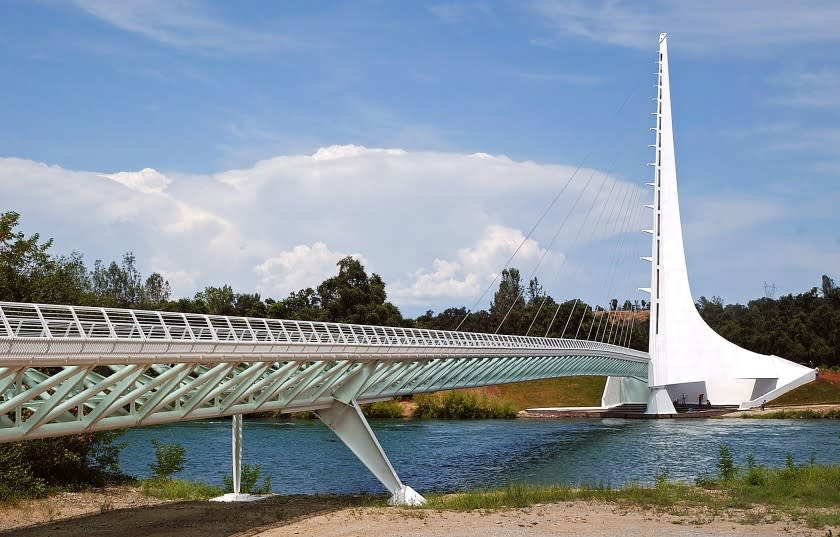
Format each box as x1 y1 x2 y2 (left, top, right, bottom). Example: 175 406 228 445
211 414 265 502
641 33 815 413
316 399 425 506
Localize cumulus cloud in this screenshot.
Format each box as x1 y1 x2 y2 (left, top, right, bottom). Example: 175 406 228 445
0 146 650 314
390 225 565 305
255 243 365 297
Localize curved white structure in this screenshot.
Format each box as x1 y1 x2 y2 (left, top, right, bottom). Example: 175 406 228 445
643 33 815 413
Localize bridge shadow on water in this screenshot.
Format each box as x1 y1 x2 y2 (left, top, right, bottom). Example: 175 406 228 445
2 494 381 537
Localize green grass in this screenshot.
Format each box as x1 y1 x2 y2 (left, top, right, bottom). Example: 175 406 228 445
139 478 223 500
769 378 840 406
421 461 840 529
739 408 840 419
361 399 404 419
492 376 607 409
413 391 517 419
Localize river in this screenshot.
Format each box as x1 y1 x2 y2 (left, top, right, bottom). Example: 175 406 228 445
118 417 840 494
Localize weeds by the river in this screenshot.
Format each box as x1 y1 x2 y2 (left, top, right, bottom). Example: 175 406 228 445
362 399 405 419
139 478 222 500
739 408 840 419
413 391 517 419
422 449 840 529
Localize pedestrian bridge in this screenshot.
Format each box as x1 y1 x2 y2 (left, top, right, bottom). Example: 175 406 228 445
0 301 647 443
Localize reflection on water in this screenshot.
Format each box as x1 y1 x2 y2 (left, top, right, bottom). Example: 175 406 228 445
119 418 840 494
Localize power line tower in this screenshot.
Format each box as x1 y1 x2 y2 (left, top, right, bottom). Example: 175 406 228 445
763 281 777 299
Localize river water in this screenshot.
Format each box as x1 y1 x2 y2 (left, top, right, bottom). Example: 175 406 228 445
118 418 840 494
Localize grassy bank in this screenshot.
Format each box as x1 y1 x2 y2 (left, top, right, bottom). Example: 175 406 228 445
739 408 840 419
490 376 606 409
770 377 840 406
139 478 222 500
424 456 840 528
413 391 517 419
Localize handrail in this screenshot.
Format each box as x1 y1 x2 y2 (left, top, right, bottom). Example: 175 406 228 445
0 301 647 359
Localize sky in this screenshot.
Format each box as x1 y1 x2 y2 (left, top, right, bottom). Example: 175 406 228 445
1 1 839 317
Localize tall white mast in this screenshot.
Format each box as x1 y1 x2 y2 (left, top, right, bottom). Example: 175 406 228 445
643 33 814 413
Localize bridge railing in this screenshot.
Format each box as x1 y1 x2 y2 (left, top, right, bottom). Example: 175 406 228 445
0 302 646 358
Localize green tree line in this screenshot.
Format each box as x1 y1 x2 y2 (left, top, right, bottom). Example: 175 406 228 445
3 210 837 365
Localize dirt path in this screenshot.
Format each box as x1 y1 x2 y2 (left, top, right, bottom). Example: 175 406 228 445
254 503 825 537
1 492 831 537
0 493 375 537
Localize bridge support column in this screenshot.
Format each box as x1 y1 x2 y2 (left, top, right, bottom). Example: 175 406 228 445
211 414 264 502
601 376 648 408
316 399 425 506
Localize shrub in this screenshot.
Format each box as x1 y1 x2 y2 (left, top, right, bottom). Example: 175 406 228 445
149 439 185 480
223 463 271 495
717 445 735 480
0 431 125 503
361 399 404 419
0 443 46 502
413 391 517 419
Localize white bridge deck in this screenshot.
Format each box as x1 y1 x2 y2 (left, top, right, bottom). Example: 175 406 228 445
0 301 648 442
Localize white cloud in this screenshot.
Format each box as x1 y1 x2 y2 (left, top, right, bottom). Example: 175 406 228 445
769 69 840 108
390 225 565 305
73 0 286 53
428 2 494 25
683 196 786 242
0 147 650 314
529 1 840 53
103 167 170 194
254 243 365 297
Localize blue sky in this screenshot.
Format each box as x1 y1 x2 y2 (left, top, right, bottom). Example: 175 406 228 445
2 1 839 316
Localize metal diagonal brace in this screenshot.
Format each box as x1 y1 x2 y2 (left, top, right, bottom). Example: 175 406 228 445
316 399 425 506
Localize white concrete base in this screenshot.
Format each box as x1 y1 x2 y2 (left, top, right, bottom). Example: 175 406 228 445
388 485 426 506
210 492 271 503
646 387 677 414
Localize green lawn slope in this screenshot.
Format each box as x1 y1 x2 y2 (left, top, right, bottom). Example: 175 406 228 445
769 372 840 406
451 376 607 410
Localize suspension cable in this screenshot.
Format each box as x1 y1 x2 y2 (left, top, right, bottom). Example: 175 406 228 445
455 75 645 332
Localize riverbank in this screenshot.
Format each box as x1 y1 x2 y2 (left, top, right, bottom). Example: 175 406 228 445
5 460 839 535
2 485 834 536
724 403 840 418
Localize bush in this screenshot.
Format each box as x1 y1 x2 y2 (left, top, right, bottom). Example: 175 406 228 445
223 463 271 495
0 443 46 502
413 391 517 419
0 431 125 503
149 439 185 480
717 445 735 480
361 399 404 419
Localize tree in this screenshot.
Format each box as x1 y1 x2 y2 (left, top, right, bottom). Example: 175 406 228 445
490 268 525 334
526 277 544 304
143 272 171 307
234 292 267 318
317 257 403 325
199 285 236 316
91 253 144 307
0 211 54 302
267 288 321 321
821 274 837 298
